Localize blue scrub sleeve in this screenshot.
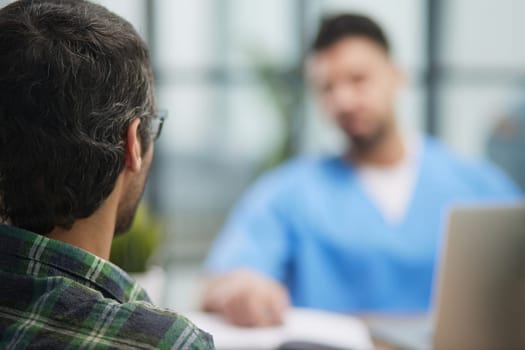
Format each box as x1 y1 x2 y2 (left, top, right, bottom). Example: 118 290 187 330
472 161 523 198
204 174 293 282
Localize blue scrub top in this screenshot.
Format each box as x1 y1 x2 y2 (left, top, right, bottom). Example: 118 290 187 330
205 137 522 313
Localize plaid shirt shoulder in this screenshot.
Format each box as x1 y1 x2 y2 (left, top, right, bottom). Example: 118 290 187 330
0 225 214 349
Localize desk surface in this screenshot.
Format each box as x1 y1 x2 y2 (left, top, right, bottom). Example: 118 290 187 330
186 308 375 350
360 314 429 350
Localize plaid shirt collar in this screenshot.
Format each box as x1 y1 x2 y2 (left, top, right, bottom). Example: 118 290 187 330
0 224 150 304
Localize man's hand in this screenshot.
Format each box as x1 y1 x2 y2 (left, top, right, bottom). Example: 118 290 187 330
201 269 290 327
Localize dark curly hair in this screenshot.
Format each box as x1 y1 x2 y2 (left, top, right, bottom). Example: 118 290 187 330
0 0 156 234
312 13 390 54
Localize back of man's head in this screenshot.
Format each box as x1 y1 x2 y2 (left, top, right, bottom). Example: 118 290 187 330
0 0 155 235
312 13 390 54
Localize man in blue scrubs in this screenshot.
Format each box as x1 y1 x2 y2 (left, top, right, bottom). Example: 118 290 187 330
202 14 521 327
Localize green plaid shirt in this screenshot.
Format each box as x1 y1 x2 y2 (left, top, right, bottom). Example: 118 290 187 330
0 224 214 349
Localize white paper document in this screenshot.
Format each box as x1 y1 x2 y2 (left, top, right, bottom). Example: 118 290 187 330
184 308 374 350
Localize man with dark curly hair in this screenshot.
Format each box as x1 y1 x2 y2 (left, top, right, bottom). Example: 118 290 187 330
0 0 213 348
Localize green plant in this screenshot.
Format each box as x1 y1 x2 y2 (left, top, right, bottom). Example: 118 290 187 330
109 204 162 273
248 48 305 171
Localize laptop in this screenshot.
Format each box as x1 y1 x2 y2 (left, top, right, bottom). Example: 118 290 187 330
371 203 525 350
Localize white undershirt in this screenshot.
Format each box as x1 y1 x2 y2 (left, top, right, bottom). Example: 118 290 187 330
356 134 422 225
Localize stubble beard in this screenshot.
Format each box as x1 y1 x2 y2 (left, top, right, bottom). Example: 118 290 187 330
114 161 151 236
346 111 396 156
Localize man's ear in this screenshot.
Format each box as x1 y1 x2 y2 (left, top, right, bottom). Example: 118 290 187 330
392 64 407 89
125 118 143 173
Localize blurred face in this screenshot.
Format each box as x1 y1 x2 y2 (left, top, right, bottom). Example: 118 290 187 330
309 37 402 147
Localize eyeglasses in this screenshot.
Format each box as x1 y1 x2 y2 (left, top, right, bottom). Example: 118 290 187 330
149 109 168 141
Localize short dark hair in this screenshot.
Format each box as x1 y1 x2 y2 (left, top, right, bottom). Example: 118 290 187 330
0 0 156 234
312 13 390 54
